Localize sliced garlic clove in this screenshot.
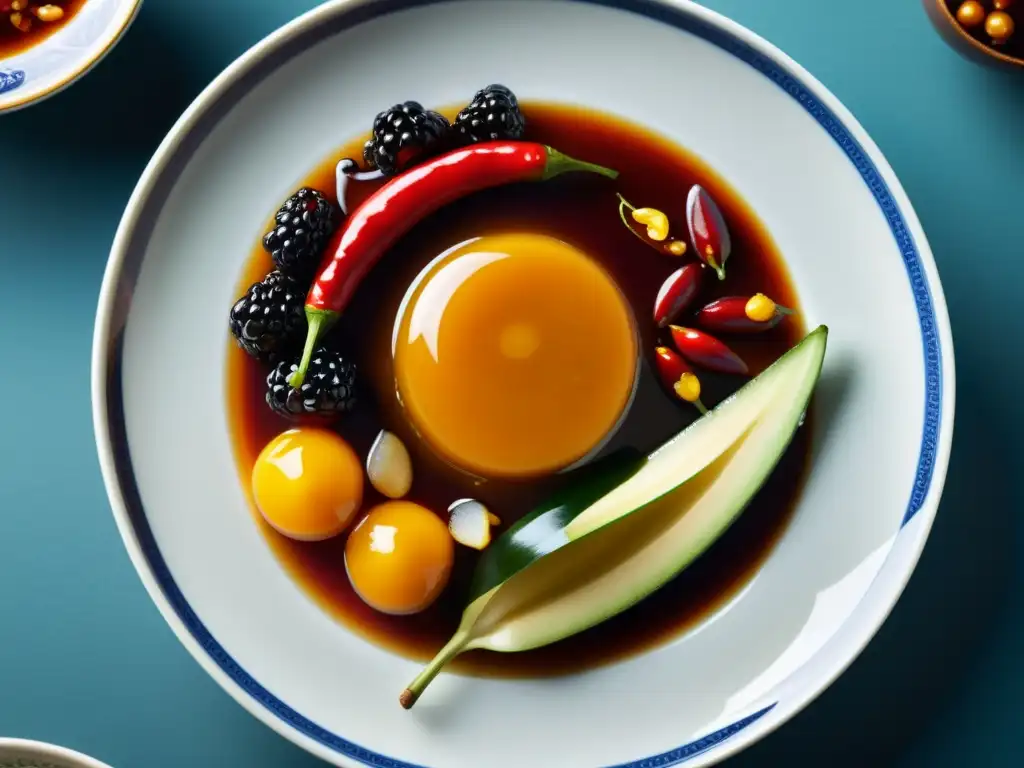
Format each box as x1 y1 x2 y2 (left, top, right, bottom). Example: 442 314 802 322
366 430 413 499
448 499 500 551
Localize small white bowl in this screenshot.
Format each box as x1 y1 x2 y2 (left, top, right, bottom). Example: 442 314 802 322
0 0 142 114
92 0 955 766
0 739 112 768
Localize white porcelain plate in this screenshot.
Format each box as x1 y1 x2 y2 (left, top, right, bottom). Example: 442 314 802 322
0 0 141 113
91 1 955 766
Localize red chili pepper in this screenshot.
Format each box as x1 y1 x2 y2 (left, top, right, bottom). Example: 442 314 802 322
289 141 618 387
668 325 748 376
654 263 704 327
686 185 731 281
653 346 707 414
696 294 793 333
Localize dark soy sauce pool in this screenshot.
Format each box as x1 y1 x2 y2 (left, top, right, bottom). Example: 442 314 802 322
227 103 811 678
0 1 87 59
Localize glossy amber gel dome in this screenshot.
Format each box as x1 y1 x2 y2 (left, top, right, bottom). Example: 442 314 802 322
393 234 638 477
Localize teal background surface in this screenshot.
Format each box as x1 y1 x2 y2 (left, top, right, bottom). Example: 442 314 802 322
0 0 1020 765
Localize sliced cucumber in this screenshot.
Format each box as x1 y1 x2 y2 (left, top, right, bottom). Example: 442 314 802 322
399 326 828 708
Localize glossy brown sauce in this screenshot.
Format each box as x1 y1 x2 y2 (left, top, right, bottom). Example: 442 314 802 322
0 2 86 59
226 103 811 678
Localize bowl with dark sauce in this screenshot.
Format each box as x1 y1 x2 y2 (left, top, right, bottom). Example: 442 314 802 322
0 0 141 113
0 738 113 768
924 0 1024 70
92 1 956 767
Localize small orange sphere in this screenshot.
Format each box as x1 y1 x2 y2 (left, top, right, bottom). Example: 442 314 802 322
345 501 454 615
986 10 1015 42
251 428 363 541
994 0 1014 12
956 1 986 28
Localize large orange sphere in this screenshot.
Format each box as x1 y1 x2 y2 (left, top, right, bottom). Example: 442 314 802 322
393 234 638 478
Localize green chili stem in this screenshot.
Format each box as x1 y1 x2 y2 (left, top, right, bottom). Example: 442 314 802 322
542 147 619 181
288 308 338 389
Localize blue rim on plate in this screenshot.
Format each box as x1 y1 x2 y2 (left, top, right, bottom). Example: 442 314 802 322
94 0 946 766
0 69 26 95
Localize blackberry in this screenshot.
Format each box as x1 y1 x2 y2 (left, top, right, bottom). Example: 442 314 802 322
363 101 451 176
229 271 305 364
267 348 357 420
453 84 526 144
261 188 338 277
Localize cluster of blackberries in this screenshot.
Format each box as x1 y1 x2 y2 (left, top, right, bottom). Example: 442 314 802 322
363 84 526 177
228 85 527 420
228 184 355 420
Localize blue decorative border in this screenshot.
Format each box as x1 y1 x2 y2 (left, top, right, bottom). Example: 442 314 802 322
104 0 944 766
0 69 26 95
604 706 775 768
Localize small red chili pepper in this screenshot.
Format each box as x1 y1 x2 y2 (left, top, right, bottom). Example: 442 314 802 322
653 346 707 414
686 185 731 281
289 141 618 387
696 293 794 333
654 263 704 327
668 325 749 376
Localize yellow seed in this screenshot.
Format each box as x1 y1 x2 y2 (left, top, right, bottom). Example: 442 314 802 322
994 0 1014 11
10 11 30 31
745 293 777 323
631 207 670 241
35 4 64 22
667 240 687 256
673 372 701 403
11 1 26 11
487 512 502 526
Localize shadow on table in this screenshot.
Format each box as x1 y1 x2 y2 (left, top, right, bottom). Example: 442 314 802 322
0 6 212 170
727 362 1016 763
